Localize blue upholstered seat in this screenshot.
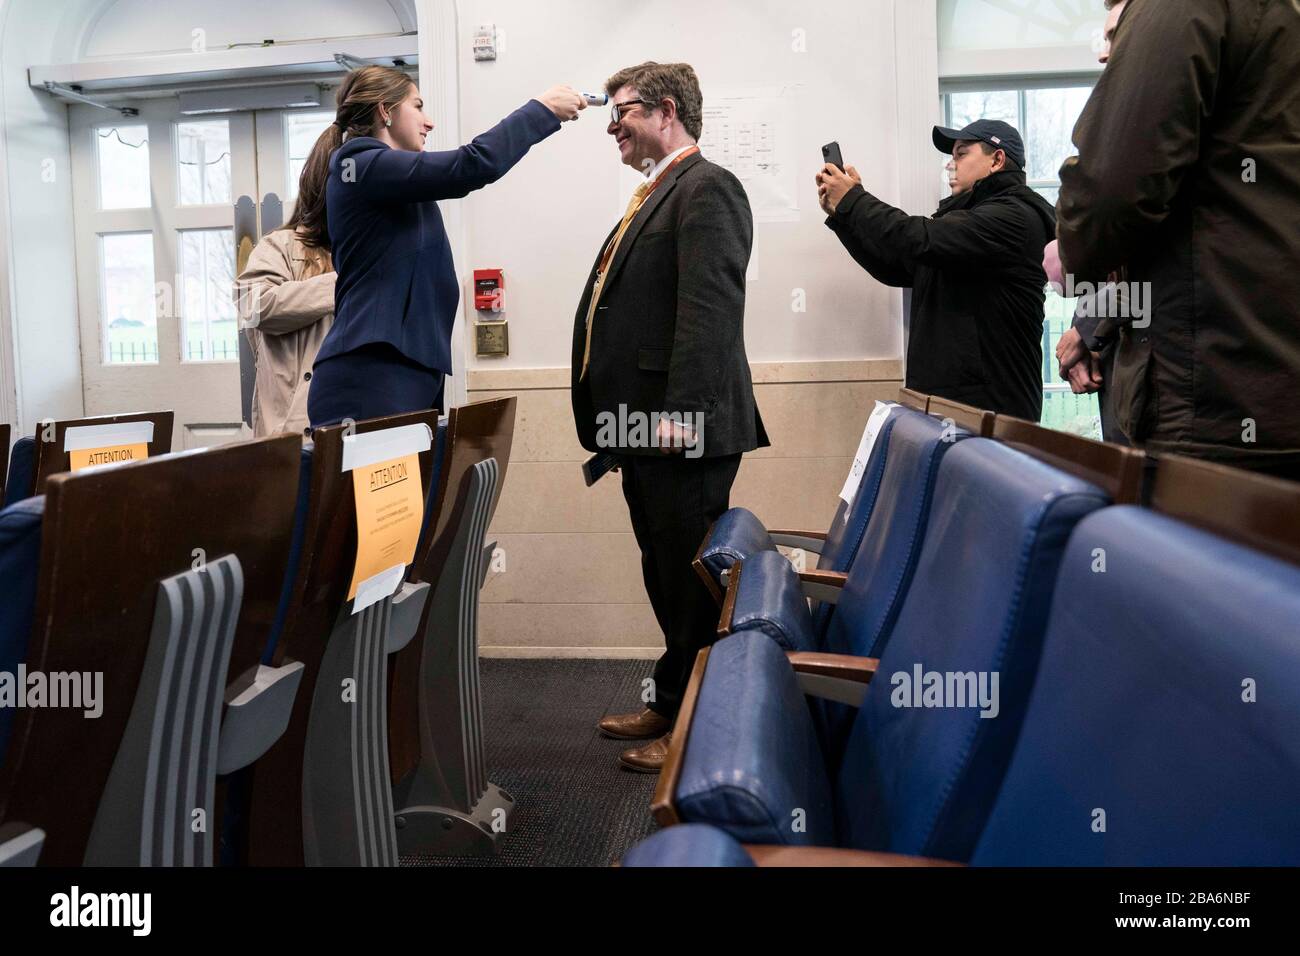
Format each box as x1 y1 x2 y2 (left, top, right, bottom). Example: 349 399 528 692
696 407 911 597
0 496 46 766
729 410 966 655
3 436 36 507
627 488 1300 869
674 439 1110 861
971 507 1300 866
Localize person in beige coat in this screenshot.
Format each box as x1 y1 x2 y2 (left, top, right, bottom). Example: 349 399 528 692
235 134 339 437
235 229 335 437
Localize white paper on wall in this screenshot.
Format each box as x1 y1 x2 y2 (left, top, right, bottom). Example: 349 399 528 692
616 86 801 224
698 88 800 223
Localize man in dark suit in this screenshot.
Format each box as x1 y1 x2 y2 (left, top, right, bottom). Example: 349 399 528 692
572 61 768 773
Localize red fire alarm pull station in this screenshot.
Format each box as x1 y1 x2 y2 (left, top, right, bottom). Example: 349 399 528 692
474 269 504 313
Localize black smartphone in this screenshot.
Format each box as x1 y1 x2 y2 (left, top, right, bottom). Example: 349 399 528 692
822 141 845 172
581 452 621 487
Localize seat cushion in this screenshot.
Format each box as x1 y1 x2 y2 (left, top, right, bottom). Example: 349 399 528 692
622 824 756 868
676 632 835 846
835 439 1109 862
3 436 36 507
974 508 1300 866
0 495 46 766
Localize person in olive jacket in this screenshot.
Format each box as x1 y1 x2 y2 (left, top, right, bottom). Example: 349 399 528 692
816 120 1057 422
1053 0 1300 480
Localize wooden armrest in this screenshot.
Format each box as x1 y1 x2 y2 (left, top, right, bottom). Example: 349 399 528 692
768 529 829 553
717 560 742 637
651 647 712 828
798 570 847 603
745 845 962 867
692 520 726 606
786 652 879 683
788 652 878 707
798 570 847 587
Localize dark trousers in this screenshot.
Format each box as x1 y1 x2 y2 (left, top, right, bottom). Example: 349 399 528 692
619 452 743 721
1096 345 1129 447
308 342 446 429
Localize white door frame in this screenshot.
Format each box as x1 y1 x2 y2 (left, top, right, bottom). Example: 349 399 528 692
68 99 255 448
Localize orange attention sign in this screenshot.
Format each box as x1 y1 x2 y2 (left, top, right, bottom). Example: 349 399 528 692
63 420 156 473
347 452 424 603
69 443 150 471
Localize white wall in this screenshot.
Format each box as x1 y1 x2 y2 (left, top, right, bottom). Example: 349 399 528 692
81 0 414 58
454 0 924 374
0 0 94 431
0 0 416 435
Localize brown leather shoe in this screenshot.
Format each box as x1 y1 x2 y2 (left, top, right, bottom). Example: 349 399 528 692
597 708 671 740
619 733 672 774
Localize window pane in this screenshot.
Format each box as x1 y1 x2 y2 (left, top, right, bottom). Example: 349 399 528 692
1041 389 1102 439
946 90 1019 131
177 121 231 206
179 228 237 362
1041 290 1101 437
1024 87 1093 183
284 110 335 201
101 233 158 364
97 125 151 210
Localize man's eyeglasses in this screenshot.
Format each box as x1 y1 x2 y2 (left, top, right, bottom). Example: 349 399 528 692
611 99 654 125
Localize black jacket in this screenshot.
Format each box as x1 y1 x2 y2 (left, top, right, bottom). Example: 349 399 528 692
1058 0 1300 473
827 170 1057 421
571 153 769 458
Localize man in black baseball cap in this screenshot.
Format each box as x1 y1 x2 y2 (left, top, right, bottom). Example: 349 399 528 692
815 119 1055 421
932 119 1026 179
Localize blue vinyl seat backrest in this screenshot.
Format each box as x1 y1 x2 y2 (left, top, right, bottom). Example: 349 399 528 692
812 411 905 573
820 411 968 655
0 495 46 767
972 507 1300 866
835 438 1109 862
3 436 36 507
697 408 913 592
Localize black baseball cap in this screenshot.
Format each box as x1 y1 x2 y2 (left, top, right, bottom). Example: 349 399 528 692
932 119 1025 169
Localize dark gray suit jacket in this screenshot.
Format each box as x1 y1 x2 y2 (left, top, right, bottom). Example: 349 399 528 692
570 153 769 458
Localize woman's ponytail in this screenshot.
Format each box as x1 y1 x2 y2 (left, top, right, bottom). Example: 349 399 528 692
282 65 414 250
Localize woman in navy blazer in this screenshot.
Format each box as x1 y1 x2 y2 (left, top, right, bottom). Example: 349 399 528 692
303 66 585 428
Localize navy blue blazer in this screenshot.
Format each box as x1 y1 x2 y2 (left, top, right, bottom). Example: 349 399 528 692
319 98 561 374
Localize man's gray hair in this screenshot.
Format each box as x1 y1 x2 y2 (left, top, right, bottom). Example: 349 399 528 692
605 61 704 141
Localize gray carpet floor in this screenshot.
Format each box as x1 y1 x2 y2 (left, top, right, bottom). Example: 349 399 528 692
400 659 663 868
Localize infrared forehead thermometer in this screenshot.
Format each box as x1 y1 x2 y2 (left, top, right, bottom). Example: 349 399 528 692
582 92 609 105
